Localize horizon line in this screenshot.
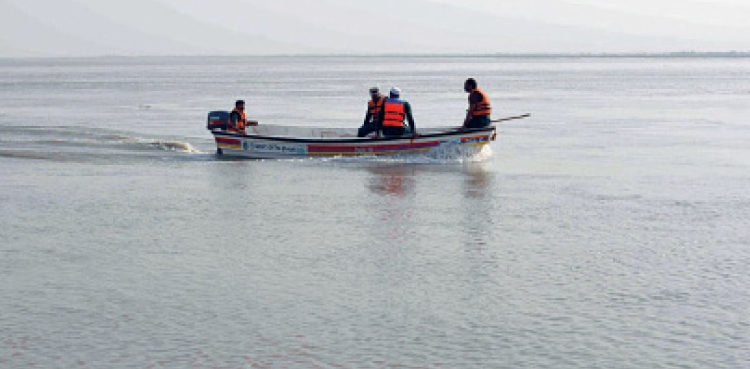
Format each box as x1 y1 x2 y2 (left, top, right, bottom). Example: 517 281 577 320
2 51 750 60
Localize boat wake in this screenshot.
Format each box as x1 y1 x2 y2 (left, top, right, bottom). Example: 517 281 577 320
0 125 207 163
145 140 202 153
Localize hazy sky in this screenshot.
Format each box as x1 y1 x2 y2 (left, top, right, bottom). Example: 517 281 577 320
2 0 749 57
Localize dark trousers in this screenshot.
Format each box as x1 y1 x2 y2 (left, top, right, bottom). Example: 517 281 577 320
358 122 378 137
467 115 491 128
381 126 407 137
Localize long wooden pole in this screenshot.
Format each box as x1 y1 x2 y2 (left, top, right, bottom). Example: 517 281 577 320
491 113 531 123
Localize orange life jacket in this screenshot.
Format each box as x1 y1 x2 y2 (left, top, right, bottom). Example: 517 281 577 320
367 95 385 121
382 99 406 127
470 88 492 116
231 108 247 131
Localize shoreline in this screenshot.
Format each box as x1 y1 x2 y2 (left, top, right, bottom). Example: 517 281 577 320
2 51 750 61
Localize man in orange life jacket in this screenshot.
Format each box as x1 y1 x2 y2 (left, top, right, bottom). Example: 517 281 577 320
229 99 247 134
377 87 417 138
358 86 385 137
462 78 492 129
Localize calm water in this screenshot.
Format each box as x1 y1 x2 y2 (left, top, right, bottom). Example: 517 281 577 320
1 56 749 368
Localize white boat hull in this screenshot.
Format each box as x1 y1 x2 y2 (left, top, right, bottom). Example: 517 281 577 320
211 125 496 159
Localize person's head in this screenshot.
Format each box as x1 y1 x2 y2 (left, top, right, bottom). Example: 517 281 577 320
389 87 401 98
369 86 380 100
464 78 477 92
235 99 245 110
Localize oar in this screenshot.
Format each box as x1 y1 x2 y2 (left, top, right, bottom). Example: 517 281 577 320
491 113 530 123
456 113 530 132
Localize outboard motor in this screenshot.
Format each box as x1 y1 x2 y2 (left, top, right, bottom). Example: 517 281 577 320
207 110 230 131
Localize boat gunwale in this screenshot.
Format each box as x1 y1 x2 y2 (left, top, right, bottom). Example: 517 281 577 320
210 126 496 144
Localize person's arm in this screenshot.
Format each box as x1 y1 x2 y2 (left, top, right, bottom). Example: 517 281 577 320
463 109 472 127
404 102 416 137
229 111 239 129
463 91 480 127
376 106 385 132
364 106 372 125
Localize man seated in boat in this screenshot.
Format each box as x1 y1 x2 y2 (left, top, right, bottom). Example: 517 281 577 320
228 99 258 134
358 86 385 137
376 87 417 138
462 78 492 129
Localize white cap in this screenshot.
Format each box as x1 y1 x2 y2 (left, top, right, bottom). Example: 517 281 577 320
390 87 401 97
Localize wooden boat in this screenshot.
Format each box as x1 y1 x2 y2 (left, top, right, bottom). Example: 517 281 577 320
203 111 526 159
209 125 495 159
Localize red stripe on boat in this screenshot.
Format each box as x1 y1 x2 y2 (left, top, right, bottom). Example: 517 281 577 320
308 140 440 153
215 137 241 145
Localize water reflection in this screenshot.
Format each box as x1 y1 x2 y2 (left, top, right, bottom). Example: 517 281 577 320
361 163 497 248
462 163 492 199
363 162 492 198
460 163 496 248
365 164 417 197
459 163 503 288
361 164 419 258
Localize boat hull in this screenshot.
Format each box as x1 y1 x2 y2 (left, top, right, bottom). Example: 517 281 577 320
211 126 496 159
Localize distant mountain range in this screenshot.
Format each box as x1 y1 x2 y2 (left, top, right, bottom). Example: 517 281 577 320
2 0 748 57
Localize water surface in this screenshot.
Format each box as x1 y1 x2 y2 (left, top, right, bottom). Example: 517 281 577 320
1 56 749 368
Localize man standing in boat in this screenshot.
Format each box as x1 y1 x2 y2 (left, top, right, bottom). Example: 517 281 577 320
462 78 492 129
358 86 385 137
377 87 417 138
